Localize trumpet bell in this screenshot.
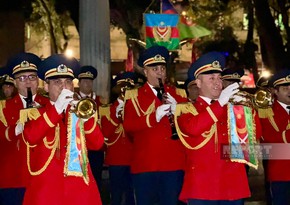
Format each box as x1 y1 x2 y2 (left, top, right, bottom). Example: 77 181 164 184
73 98 97 119
253 89 272 108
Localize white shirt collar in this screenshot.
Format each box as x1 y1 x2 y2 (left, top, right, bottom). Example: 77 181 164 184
199 96 217 105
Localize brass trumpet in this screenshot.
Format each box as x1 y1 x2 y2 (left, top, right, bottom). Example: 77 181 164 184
230 88 273 109
70 94 97 119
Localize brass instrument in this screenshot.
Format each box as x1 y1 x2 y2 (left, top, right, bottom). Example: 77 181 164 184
158 78 179 140
70 94 98 119
230 88 273 109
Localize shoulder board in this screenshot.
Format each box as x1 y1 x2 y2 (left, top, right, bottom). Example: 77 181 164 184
175 102 198 117
19 108 41 125
124 88 138 101
99 105 111 118
257 107 274 118
176 88 187 98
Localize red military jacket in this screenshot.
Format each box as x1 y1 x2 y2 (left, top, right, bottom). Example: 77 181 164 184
0 93 50 188
177 97 262 201
123 82 188 173
259 100 290 181
100 100 133 166
22 102 104 205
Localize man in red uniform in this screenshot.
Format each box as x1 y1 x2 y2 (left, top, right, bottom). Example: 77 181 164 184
176 51 261 205
100 71 137 205
259 69 290 205
0 52 49 205
75 65 104 192
22 54 104 205
123 45 188 205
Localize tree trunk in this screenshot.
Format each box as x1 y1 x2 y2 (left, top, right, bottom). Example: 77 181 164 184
244 0 259 82
79 0 111 104
253 0 287 71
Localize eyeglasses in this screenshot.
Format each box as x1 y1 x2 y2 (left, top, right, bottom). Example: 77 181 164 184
16 74 38 82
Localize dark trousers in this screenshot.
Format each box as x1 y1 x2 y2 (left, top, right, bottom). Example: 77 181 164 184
187 199 244 205
270 181 290 205
132 170 184 205
0 188 25 205
108 165 135 205
88 150 104 190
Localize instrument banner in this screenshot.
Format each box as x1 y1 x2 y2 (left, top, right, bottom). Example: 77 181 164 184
64 112 89 184
228 104 258 169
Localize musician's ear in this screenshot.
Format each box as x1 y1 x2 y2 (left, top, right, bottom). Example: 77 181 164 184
143 68 148 77
196 78 202 89
44 81 49 93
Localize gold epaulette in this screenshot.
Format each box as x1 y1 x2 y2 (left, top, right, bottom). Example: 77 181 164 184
258 107 274 118
258 107 279 132
0 100 7 126
124 88 138 101
19 108 41 125
176 88 187 98
175 102 198 117
99 105 111 119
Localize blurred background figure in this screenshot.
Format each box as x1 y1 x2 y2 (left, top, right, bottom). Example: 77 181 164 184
100 71 137 205
0 67 17 100
259 69 290 205
221 67 244 88
184 78 198 103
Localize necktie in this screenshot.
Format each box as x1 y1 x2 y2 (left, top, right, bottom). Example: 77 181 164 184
154 87 163 101
24 97 33 108
287 106 290 114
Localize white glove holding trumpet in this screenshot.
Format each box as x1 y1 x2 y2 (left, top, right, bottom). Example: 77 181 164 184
54 89 74 114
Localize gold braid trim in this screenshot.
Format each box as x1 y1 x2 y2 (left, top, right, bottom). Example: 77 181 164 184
206 106 218 123
105 124 124 146
84 112 98 134
282 122 290 143
176 88 187 98
124 89 156 127
258 108 279 132
175 103 216 150
26 124 60 176
146 114 152 128
124 89 141 116
43 112 55 127
0 100 7 126
5 127 11 141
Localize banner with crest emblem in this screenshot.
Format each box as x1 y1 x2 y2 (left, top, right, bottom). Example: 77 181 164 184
145 14 179 50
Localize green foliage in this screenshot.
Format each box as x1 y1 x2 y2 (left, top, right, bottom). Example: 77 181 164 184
27 0 72 53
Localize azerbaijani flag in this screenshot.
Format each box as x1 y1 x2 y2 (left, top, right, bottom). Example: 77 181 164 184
145 14 180 50
161 0 177 14
178 9 211 40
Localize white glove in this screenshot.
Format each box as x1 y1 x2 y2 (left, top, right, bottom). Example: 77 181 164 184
54 89 74 114
156 104 170 122
115 98 124 119
231 94 246 104
15 122 24 136
164 93 177 114
218 83 239 107
164 93 177 105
